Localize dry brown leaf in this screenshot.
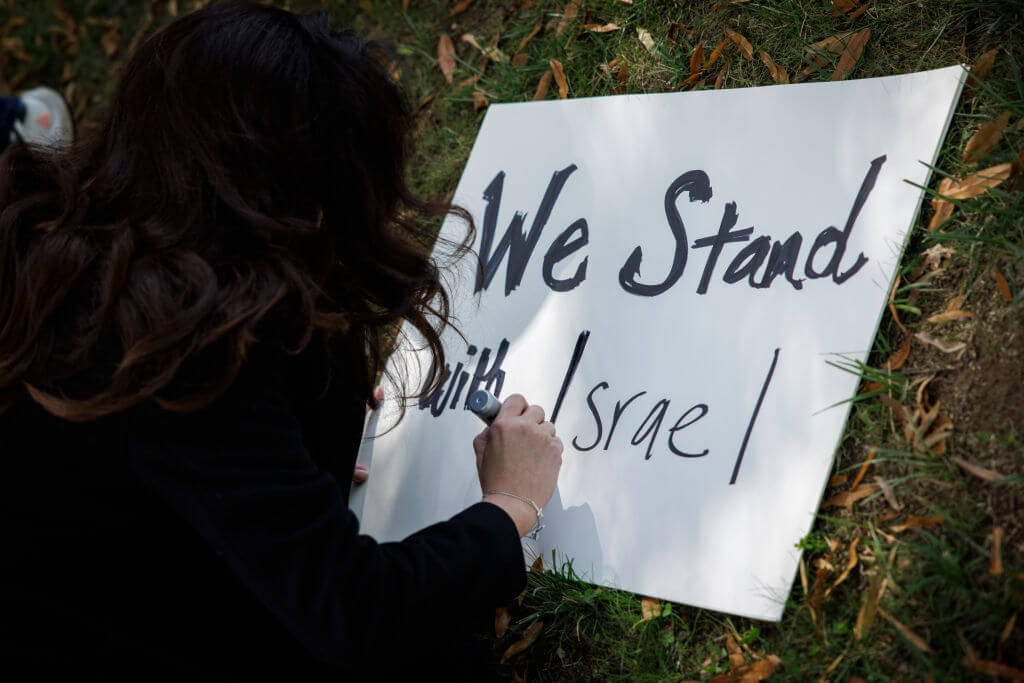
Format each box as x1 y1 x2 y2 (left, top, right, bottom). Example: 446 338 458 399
951 456 1005 482
614 64 629 95
726 633 744 669
511 53 528 67
883 337 911 371
437 34 456 83
711 655 782 682
822 484 879 510
874 476 902 512
515 19 543 56
640 596 663 620
101 22 120 59
530 555 544 572
891 515 943 533
928 197 955 232
964 111 1013 164
926 413 952 455
832 0 860 13
690 43 705 74
714 62 728 89
999 613 1018 660
943 162 1013 199
705 38 730 71
854 573 887 640
825 537 859 596
828 474 848 487
878 607 934 653
403 0 410 9
830 28 870 81
963 656 1024 680
967 48 998 91
926 309 973 323
921 244 953 271
725 29 753 60
758 49 789 84
990 526 1004 576
501 620 543 662
709 0 753 10
556 0 581 38
472 89 489 112
888 274 907 334
992 267 1013 303
914 332 966 355
806 564 828 630
850 447 876 490
550 59 569 99
637 27 655 54
679 72 702 88
495 606 512 638
532 69 553 100
447 0 474 18
584 23 621 33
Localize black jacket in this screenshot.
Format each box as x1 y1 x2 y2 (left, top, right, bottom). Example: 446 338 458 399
0 346 525 680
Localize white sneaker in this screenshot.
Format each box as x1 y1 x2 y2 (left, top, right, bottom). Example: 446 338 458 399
11 86 74 149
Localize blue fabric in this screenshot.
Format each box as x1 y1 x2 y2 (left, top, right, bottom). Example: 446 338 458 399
0 95 26 154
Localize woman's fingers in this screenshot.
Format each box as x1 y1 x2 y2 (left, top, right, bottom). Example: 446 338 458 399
498 393 528 419
365 386 384 413
352 464 369 485
523 405 546 424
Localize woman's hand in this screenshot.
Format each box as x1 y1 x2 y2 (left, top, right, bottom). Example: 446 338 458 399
352 386 384 485
472 394 563 537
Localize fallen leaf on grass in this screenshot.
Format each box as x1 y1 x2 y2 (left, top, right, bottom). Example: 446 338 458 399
999 613 1017 660
550 59 569 98
850 448 876 490
914 332 966 354
883 337 911 371
992 267 1013 303
705 38 730 70
926 309 973 323
822 484 879 510
874 476 903 511
854 572 887 640
847 3 869 20
726 633 744 669
878 607 934 653
951 456 1005 482
532 69 552 100
637 27 655 54
942 162 1013 199
888 275 908 333
891 515 943 533
472 89 488 112
966 48 998 92
710 655 783 682
640 596 662 620
830 28 870 81
928 197 955 231
530 555 543 572
101 22 120 59
495 606 512 638
991 526 1004 575
447 0 474 18
556 0 580 38
501 620 543 662
963 652 1024 680
964 111 1013 164
758 49 789 83
614 64 628 94
828 474 848 487
832 0 860 13
825 537 859 596
583 23 621 33
461 33 508 64
921 244 953 270
513 19 542 61
689 43 705 75
725 29 753 60
437 34 456 83
714 62 729 89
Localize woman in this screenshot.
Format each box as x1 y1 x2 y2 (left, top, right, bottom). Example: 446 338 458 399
0 2 562 679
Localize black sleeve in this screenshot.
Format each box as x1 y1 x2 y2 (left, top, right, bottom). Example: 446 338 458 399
121 374 525 672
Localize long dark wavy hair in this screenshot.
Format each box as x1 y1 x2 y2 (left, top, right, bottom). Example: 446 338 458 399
0 1 468 421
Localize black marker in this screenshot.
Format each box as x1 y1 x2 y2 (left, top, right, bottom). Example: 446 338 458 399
468 390 501 425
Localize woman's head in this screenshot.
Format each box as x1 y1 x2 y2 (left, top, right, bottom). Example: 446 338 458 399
0 1 463 420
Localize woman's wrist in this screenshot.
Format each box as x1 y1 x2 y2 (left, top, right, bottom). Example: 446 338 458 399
482 493 537 538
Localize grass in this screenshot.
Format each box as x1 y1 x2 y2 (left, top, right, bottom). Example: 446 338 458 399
4 0 1022 679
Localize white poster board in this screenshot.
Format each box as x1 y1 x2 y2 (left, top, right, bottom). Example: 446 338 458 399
351 66 964 621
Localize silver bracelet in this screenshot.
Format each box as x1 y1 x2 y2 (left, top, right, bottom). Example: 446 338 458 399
484 490 545 540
